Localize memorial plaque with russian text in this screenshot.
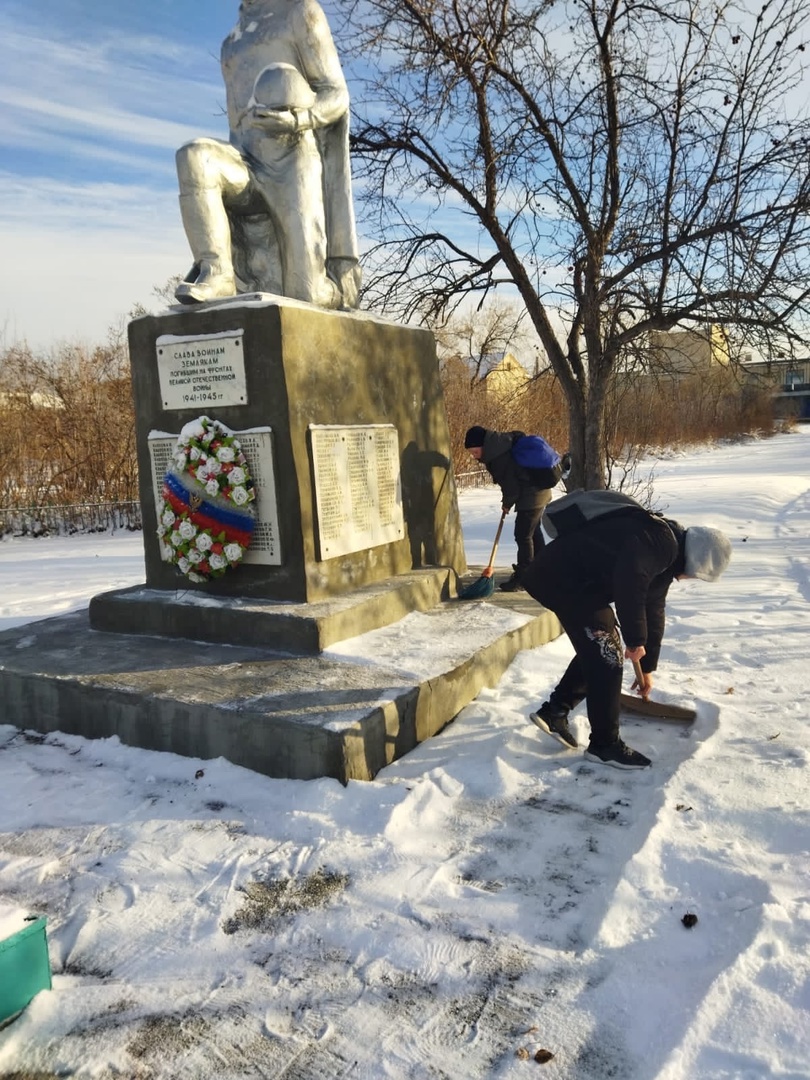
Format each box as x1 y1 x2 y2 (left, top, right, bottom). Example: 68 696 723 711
156 332 248 410
149 427 281 565
310 425 404 560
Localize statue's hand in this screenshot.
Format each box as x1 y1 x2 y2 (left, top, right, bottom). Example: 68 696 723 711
251 107 298 134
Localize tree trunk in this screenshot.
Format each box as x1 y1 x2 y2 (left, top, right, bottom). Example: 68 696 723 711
584 375 609 490
566 396 587 491
567 355 612 491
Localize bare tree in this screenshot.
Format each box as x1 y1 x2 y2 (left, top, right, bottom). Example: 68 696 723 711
338 0 810 487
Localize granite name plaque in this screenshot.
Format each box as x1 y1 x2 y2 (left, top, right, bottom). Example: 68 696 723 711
310 424 404 560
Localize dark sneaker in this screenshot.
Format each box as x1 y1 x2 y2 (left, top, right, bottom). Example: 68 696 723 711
530 702 578 749
584 740 651 770
499 572 526 592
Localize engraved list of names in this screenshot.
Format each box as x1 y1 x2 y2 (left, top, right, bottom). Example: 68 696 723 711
310 425 404 560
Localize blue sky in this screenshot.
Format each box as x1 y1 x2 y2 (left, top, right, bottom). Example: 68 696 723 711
0 1 283 347
0 0 507 351
5 1 801 355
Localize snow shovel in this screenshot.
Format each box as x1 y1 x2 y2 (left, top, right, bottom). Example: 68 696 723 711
458 510 508 601
619 659 697 722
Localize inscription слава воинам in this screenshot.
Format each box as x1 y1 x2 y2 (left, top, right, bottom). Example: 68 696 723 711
156 332 248 410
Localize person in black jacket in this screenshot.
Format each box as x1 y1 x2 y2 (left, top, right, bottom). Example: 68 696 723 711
522 503 732 768
465 425 560 591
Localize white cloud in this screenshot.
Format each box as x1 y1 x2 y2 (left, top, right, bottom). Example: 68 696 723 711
0 173 178 233
0 7 230 347
0 88 213 154
0 202 189 349
0 13 226 157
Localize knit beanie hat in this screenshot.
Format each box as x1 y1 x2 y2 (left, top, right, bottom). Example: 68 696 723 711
464 425 487 448
684 527 732 581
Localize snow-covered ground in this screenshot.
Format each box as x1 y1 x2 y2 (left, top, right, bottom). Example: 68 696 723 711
0 429 807 1078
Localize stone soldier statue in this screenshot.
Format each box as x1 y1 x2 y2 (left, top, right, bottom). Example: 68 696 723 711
175 0 362 310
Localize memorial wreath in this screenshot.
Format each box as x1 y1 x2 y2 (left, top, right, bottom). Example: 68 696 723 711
157 416 256 583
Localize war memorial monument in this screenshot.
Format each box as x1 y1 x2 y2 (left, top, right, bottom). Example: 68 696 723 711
0 0 560 782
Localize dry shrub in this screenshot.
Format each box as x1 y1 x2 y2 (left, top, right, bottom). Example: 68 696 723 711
441 358 567 483
444 354 781 490
608 366 779 454
0 336 137 516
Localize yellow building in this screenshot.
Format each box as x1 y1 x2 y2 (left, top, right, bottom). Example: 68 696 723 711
647 325 730 376
469 351 530 402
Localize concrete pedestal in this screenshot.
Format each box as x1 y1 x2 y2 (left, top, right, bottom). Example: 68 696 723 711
118 297 466 609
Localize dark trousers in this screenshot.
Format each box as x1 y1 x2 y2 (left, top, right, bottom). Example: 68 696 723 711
514 506 546 573
523 548 624 747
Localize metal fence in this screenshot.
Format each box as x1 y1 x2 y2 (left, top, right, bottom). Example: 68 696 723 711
0 475 492 539
455 468 495 490
0 501 142 537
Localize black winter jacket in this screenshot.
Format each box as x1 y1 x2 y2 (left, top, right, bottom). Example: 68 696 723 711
529 508 687 672
479 429 552 511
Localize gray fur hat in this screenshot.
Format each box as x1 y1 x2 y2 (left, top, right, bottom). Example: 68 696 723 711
684 527 732 581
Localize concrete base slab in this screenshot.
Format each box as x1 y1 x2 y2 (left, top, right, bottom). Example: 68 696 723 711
0 594 561 783
89 568 457 653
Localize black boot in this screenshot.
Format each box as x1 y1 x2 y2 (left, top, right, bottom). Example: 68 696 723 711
585 740 651 769
499 565 526 592
530 701 577 749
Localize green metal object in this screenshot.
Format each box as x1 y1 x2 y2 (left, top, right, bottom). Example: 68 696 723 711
0 916 52 1026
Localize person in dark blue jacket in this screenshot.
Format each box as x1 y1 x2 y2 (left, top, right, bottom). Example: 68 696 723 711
522 503 732 768
465 425 562 591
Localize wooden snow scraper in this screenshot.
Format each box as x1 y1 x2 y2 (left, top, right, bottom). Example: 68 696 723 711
620 659 697 722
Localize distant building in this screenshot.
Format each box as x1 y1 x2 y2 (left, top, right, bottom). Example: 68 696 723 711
0 390 64 410
741 356 810 420
467 351 530 403
646 325 730 377
640 325 810 417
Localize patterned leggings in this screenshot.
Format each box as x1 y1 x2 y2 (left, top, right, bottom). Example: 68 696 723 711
548 604 624 747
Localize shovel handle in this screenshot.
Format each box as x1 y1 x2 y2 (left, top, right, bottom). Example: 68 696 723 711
485 510 508 572
631 658 650 700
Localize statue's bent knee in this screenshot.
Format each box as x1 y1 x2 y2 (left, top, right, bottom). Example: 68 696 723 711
176 139 226 191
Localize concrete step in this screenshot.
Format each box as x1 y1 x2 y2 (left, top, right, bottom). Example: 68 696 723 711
89 567 458 653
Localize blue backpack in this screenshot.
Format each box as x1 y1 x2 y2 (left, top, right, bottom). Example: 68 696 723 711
511 434 562 489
